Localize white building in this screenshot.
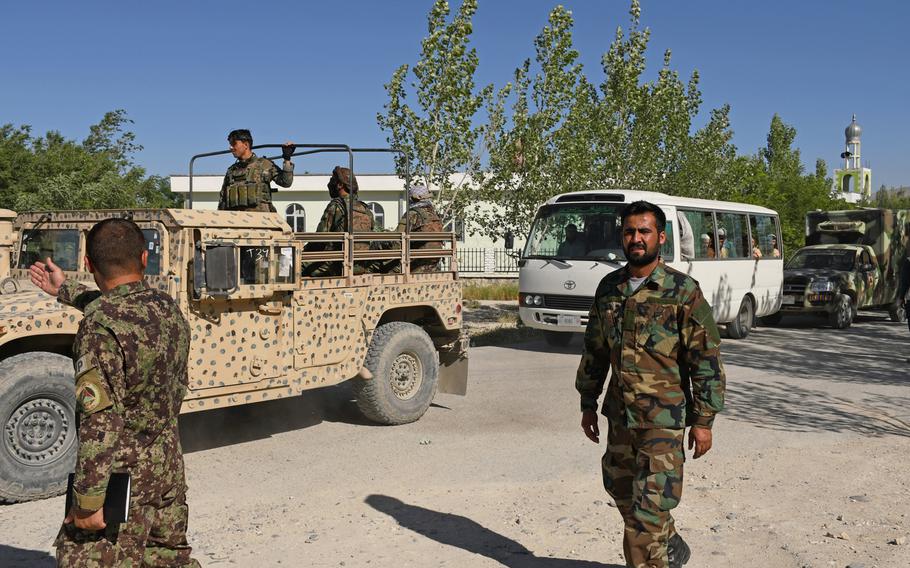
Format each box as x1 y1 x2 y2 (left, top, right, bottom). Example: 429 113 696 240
169 172 520 276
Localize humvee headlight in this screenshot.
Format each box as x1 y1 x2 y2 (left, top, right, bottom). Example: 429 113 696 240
809 279 835 292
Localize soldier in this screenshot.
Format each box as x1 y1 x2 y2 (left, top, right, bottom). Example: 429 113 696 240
303 166 376 276
576 200 725 568
28 219 199 567
395 185 443 272
219 129 295 212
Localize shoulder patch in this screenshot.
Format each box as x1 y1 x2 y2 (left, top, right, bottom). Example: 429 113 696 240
75 366 113 415
75 353 97 379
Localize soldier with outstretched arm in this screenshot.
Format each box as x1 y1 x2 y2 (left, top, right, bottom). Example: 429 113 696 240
576 200 725 568
219 129 295 212
29 219 199 567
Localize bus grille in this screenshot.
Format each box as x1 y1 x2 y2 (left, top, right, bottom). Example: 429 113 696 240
543 295 594 311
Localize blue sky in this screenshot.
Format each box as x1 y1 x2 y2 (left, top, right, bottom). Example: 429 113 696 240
2 1 908 188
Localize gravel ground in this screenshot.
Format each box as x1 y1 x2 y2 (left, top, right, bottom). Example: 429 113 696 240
1 308 908 567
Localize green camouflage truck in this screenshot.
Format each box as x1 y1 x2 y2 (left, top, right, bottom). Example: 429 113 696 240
775 208 910 328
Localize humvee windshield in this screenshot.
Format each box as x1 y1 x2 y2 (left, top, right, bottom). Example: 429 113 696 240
17 229 80 271
787 249 855 271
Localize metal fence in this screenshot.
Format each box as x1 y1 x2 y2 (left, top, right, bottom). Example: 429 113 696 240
455 248 518 274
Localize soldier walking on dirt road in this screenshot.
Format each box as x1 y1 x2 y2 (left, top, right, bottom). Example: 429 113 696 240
29 219 200 567
575 200 726 568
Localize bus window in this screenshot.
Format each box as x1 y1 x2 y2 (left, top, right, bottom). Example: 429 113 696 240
679 210 716 260
717 212 749 259
749 214 780 259
661 221 674 262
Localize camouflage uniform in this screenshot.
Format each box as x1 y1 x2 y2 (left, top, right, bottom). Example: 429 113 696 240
219 153 294 212
304 197 376 276
396 201 443 273
576 262 725 568
54 279 199 567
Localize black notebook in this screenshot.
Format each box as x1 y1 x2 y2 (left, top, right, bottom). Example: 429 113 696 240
64 472 131 525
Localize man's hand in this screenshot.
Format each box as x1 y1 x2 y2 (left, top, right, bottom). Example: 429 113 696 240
688 426 712 459
28 257 66 297
581 410 600 444
64 506 106 531
281 141 296 161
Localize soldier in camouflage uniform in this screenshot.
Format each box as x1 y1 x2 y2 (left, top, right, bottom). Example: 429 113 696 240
576 201 725 568
303 166 376 276
395 185 443 273
28 219 199 567
218 129 295 213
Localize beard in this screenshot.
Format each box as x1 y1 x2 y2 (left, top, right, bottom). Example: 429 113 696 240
624 242 659 266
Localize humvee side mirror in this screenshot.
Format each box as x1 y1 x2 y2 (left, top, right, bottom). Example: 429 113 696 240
504 231 515 250
194 242 238 298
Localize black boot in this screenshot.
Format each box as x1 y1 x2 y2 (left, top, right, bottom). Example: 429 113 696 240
667 533 691 568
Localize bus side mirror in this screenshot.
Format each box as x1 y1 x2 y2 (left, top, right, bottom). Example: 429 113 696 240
504 231 515 250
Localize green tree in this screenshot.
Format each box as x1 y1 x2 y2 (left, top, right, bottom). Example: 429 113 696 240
0 110 180 211
376 0 490 225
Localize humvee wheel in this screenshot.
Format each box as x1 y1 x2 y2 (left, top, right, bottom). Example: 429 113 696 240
888 301 907 323
829 294 854 329
0 352 77 503
726 296 754 339
354 322 439 425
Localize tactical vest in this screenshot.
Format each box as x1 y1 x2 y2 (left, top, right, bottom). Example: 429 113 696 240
326 198 374 250
225 157 273 209
410 204 443 250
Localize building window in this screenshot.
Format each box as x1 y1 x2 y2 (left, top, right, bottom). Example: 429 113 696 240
366 202 385 228
445 219 466 243
285 203 305 232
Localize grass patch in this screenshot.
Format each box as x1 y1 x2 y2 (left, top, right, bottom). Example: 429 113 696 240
463 282 519 301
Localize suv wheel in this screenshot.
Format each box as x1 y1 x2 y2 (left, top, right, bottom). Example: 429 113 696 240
0 352 77 503
354 322 439 425
829 294 854 329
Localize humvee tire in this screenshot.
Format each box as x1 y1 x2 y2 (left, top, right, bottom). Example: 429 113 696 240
544 331 573 347
829 294 854 329
354 322 439 425
0 352 77 503
888 301 907 323
726 296 754 339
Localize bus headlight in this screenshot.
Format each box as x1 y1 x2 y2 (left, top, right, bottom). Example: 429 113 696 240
808 279 835 292
520 294 544 306
533 295 543 306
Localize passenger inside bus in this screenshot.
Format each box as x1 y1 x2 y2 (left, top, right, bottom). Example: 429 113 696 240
557 223 587 257
700 233 716 259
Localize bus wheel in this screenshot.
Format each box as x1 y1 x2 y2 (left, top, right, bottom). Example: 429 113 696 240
888 301 907 323
544 331 574 347
726 297 754 339
0 352 77 503
829 294 854 329
354 322 439 425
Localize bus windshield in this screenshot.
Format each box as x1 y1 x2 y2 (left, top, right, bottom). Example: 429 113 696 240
524 203 625 260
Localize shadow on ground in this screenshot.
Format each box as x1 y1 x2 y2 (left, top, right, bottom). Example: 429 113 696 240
365 494 620 568
179 383 371 453
726 378 910 437
0 545 54 567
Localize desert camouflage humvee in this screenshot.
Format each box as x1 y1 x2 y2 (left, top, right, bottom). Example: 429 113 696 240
0 147 468 503
777 208 910 328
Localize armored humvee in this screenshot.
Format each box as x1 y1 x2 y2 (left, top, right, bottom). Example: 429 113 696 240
776 208 910 328
0 144 468 503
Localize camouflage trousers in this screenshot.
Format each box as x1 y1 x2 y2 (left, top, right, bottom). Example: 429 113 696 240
602 423 685 568
55 486 199 567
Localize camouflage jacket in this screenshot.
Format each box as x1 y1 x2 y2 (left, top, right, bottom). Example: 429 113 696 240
59 279 191 511
395 202 443 249
219 153 294 211
575 262 725 429
316 197 375 250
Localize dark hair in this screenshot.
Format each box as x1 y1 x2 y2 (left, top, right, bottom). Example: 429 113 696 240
86 218 146 278
228 129 253 145
620 200 666 232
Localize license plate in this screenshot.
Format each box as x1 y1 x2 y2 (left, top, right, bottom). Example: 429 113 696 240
781 295 795 305
557 314 581 327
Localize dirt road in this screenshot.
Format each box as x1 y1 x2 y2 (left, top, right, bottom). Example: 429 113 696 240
1 311 908 567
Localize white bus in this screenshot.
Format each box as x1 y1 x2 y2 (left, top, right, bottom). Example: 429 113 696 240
517 190 783 345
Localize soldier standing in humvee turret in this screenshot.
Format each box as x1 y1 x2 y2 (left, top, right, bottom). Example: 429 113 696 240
218 129 295 213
